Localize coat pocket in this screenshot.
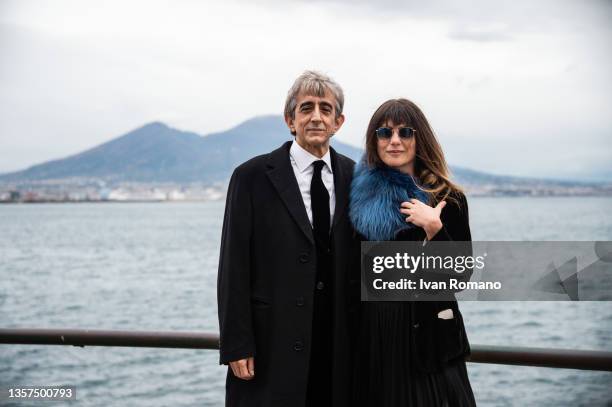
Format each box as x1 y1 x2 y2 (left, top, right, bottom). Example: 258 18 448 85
435 313 467 363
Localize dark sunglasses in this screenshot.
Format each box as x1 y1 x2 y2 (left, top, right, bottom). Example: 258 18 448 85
375 127 416 140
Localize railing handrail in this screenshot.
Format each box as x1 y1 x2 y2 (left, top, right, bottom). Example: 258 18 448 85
0 328 219 349
1 328 611 372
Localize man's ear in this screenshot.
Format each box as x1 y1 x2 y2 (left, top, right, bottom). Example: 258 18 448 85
284 115 295 134
334 114 345 133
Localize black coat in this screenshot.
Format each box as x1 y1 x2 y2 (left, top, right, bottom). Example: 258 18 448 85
354 192 473 374
217 141 356 407
404 192 472 373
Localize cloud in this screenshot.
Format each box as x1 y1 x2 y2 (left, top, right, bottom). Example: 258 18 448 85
0 0 610 180
284 0 612 44
447 23 513 42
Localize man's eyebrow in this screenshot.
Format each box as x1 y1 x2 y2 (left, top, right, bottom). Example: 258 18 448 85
299 101 333 108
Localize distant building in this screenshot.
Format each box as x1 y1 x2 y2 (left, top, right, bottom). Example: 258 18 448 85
167 190 186 201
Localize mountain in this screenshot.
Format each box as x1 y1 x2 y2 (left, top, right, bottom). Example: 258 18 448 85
0 116 362 183
0 116 609 197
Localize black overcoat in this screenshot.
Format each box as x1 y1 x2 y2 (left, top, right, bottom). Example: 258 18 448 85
217 141 356 407
353 192 473 375
403 192 473 373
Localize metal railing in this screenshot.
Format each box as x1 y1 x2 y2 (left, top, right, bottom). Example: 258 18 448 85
1 328 611 372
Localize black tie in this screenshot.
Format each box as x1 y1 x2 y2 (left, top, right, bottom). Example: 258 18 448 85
311 160 330 248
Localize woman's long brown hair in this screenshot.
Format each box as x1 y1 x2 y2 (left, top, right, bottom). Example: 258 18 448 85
364 98 463 205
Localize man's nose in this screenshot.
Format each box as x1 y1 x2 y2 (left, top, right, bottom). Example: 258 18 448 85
311 106 322 122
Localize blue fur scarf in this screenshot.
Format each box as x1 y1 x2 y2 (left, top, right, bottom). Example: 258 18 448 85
349 160 429 241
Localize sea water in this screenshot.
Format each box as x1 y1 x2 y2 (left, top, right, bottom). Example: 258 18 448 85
1 197 611 406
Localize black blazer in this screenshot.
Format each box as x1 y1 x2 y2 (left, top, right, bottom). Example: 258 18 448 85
217 141 356 407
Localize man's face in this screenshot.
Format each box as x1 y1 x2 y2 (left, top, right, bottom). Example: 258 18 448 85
285 90 345 156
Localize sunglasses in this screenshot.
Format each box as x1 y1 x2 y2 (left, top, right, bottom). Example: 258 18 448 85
375 127 416 140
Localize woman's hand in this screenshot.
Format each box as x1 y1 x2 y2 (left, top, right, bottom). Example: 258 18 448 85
400 199 446 240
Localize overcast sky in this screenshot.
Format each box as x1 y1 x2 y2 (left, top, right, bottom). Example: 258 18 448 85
1 0 611 180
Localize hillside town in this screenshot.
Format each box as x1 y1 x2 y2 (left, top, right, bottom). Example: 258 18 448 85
1 178 610 203
0 181 227 203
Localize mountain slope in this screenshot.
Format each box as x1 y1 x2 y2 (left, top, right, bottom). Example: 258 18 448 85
0 116 606 194
0 116 362 183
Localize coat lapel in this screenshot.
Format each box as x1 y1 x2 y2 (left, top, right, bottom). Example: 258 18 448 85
266 141 315 245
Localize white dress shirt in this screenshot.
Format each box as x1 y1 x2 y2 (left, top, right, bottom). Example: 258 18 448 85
289 140 335 228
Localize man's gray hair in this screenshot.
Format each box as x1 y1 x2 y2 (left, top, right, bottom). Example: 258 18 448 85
284 70 344 121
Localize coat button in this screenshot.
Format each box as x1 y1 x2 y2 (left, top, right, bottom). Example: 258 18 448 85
294 341 304 351
296 297 305 306
299 253 309 263
316 281 325 290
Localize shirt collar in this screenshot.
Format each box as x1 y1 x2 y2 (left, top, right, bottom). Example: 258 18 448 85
290 140 333 174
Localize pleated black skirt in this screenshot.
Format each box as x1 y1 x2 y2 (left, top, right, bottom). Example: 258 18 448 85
353 302 477 407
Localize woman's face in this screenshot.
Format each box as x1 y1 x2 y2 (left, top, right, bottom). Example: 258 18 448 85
376 120 416 174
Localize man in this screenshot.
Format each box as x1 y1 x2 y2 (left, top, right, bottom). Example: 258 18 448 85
217 70 357 406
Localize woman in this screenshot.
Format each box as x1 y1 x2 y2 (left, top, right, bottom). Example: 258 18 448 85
349 98 476 406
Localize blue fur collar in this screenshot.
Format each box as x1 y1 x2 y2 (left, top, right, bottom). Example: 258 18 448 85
349 159 429 241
